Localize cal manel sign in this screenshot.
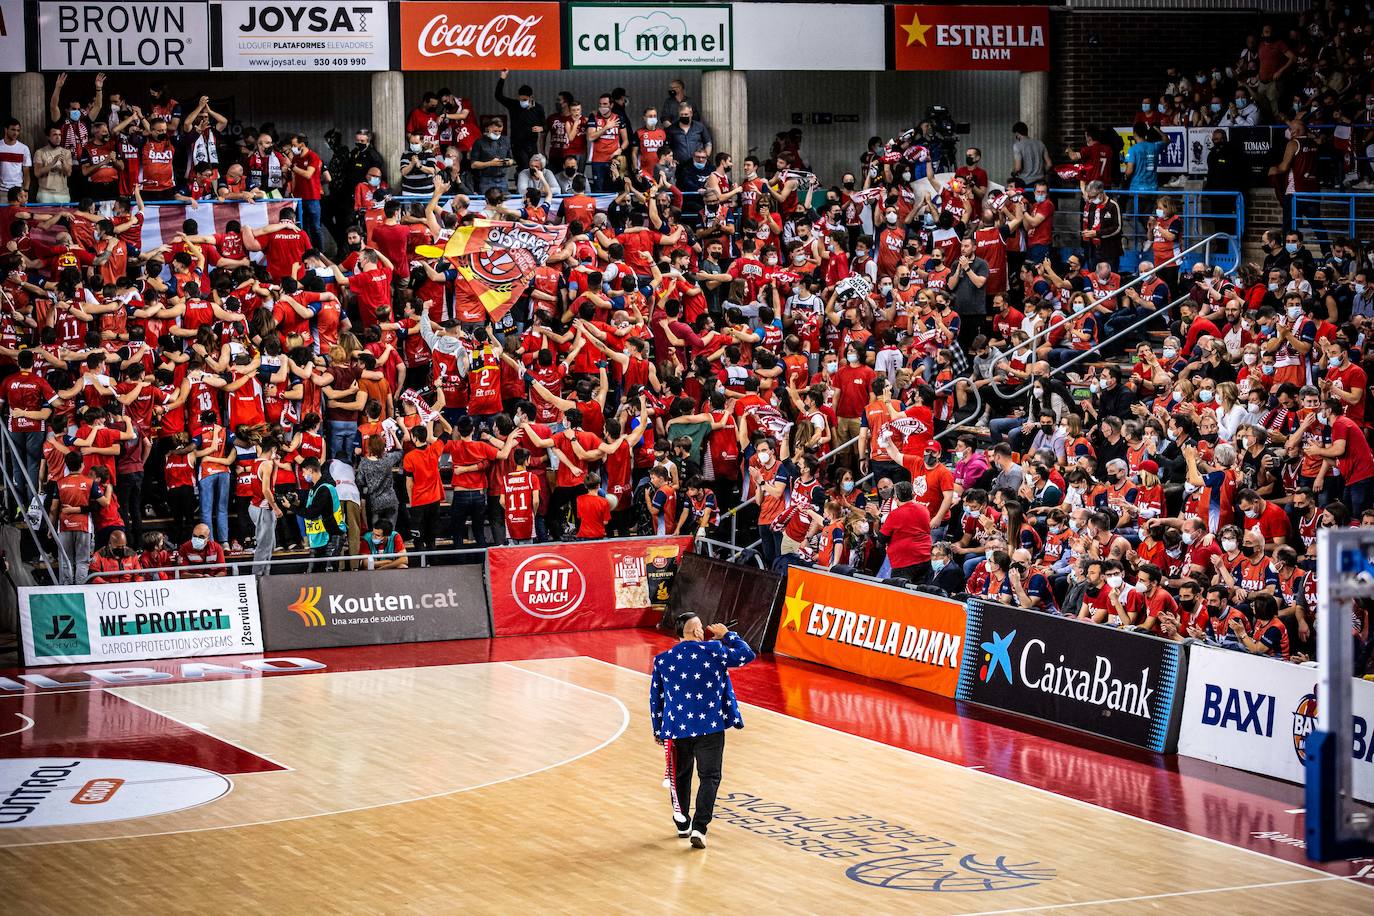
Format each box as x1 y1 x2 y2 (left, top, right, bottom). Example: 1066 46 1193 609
399 2 560 71
894 5 1049 72
40 2 211 69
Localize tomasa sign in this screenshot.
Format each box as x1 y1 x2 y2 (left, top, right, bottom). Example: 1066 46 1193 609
893 5 1050 72
399 2 561 71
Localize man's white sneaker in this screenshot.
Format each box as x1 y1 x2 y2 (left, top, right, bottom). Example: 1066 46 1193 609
689 830 706 849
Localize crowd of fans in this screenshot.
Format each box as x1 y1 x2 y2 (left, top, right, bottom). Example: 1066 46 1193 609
2 8 1374 671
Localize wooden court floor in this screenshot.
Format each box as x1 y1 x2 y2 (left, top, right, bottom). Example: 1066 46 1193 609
1 655 1371 914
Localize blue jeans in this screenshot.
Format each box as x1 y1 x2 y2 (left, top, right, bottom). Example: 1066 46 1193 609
989 417 1024 443
199 472 230 544
300 198 323 248
590 161 615 193
449 490 489 549
327 421 359 461
1347 478 1374 516
7 429 45 506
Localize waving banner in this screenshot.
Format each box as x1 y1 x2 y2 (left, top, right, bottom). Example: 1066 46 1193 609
443 219 567 321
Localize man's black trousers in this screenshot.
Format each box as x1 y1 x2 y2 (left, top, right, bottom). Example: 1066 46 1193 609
673 730 725 833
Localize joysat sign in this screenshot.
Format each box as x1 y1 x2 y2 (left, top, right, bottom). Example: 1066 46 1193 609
399 2 560 71
569 3 732 68
894 5 1049 72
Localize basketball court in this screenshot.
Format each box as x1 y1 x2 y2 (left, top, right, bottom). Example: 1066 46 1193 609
2 630 1371 913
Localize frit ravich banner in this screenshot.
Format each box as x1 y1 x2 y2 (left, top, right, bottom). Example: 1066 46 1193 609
39 2 211 70
569 3 731 69
957 598 1186 752
399 2 561 71
19 577 262 667
443 219 568 321
488 536 692 636
893 5 1049 72
1178 643 1374 802
774 567 967 698
214 1 391 71
258 564 490 651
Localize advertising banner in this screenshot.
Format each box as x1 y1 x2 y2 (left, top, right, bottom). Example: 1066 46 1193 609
569 3 731 69
399 2 560 71
1157 126 1186 174
39 1 211 70
0 0 26 72
1231 125 1283 181
1186 126 1220 177
487 536 692 636
956 599 1186 751
214 1 390 71
258 565 490 651
894 5 1049 72
774 567 967 698
661 553 783 653
1178 644 1374 802
730 3 883 71
19 577 262 667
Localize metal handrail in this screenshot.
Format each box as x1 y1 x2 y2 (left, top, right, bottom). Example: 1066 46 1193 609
1038 290 1194 387
988 231 1229 401
81 544 492 582
0 431 61 582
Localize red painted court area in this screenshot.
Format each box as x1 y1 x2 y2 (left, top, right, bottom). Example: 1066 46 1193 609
0 629 1366 881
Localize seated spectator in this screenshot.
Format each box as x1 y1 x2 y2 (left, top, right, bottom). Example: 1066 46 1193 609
179 524 227 577
363 520 408 570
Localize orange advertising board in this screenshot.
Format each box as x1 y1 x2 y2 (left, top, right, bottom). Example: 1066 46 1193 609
399 2 561 71
774 566 966 698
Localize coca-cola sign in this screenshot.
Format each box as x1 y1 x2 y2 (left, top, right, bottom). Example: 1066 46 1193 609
400 2 560 70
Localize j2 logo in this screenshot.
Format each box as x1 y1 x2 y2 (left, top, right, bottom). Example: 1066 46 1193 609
44 615 76 641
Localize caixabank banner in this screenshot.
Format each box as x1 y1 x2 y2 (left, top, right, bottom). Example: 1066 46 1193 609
19 577 262 666
488 536 692 636
1178 643 1374 802
258 565 490 651
774 567 967 697
956 599 1186 752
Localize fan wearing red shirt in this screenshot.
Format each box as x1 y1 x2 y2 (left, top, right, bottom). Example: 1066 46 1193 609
445 416 498 549
574 474 613 539
634 110 667 178
1323 343 1366 426
1313 400 1374 514
339 248 395 329
287 134 324 246
138 118 177 199
403 428 446 553
500 451 541 544
245 214 311 281
829 347 875 451
1237 490 1291 549
881 484 933 578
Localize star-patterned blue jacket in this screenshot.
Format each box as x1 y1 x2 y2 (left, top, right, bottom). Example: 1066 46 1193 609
650 632 756 741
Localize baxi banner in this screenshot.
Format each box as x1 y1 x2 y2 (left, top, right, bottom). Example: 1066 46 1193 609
487 536 692 636
39 1 211 70
258 565 490 651
773 567 968 698
957 598 1187 752
19 577 263 667
399 2 561 71
893 5 1050 72
213 1 392 71
1178 643 1374 802
569 3 732 69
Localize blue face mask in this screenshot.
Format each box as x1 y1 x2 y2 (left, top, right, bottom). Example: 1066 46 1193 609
694 160 707 170
1142 103 1152 112
1237 98 1249 109
1285 242 1299 253
1210 102 1222 113
931 559 947 573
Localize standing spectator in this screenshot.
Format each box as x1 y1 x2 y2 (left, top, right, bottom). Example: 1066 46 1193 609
881 480 933 582
80 120 120 201
1124 123 1165 192
588 94 628 193
179 97 229 178
1010 121 1050 186
343 129 385 198
1080 182 1123 271
1255 22 1296 120
494 70 547 169
53 452 94 585
0 118 33 194
249 439 284 576
1024 180 1055 264
403 426 445 557
1205 128 1247 191
3 350 55 506
330 456 364 567
665 105 712 165
400 132 438 196
288 134 325 248
49 71 103 162
33 127 73 203
949 236 990 346
662 79 693 122
139 118 178 200
470 119 514 196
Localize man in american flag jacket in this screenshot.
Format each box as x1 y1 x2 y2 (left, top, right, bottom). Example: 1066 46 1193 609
650 614 756 848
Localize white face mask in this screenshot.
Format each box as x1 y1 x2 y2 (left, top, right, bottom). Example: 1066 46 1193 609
1107 574 1125 589
487 131 501 141
1181 531 1195 545
1198 390 1214 403
409 143 422 153
519 99 532 109
757 451 773 467
646 117 658 128
1243 352 1257 365
1135 582 1149 594
191 535 207 550
1162 347 1177 359
885 213 898 225
1221 538 1238 553
825 361 838 373
846 352 860 365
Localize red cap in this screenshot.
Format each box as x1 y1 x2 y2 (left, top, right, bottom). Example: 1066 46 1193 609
924 440 943 454
1140 459 1159 475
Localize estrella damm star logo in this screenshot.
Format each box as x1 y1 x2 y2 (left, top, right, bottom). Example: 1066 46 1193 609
288 586 326 627
781 582 811 632
901 11 933 46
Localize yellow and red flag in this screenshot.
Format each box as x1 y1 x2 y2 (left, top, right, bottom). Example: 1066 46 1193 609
443 220 568 321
